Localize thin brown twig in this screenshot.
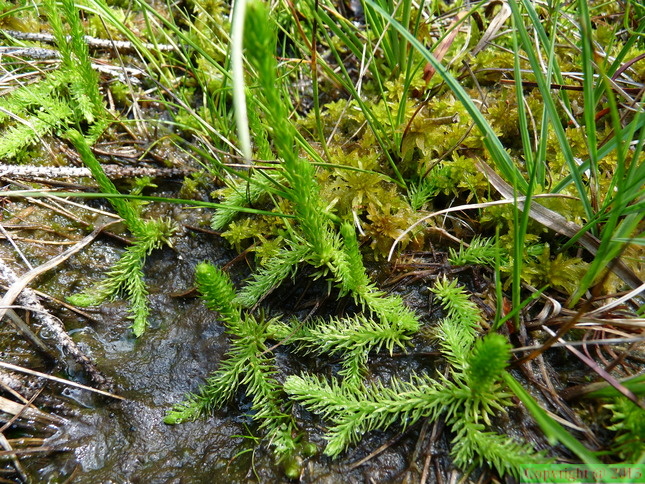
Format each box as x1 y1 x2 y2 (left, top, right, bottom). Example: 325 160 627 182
0 390 45 483
0 388 43 434
420 419 444 484
0 221 119 323
0 446 66 457
2 29 176 53
0 433 28 482
347 428 409 470
0 361 123 401
540 325 643 409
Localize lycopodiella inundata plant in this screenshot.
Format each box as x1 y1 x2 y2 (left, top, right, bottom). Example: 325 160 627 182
284 277 547 475
166 1 547 478
0 0 107 158
66 131 177 336
165 263 298 456
0 0 175 336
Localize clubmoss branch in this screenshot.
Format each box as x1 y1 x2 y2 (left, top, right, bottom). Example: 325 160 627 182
165 263 298 455
68 127 176 336
283 278 546 474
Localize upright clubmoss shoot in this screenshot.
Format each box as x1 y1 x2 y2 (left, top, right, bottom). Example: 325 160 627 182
66 131 177 336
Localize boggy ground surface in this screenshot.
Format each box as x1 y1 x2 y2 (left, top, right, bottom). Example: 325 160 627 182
1 0 643 480
0 196 484 483
0 165 630 483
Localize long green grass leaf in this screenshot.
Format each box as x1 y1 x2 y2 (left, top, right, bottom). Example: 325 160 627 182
503 372 601 466
507 0 592 219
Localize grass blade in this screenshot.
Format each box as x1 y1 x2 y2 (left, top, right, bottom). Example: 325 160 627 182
503 372 601 467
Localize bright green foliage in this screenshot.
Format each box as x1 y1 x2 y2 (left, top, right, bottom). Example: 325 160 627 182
449 236 504 267
337 222 419 332
212 173 279 232
223 2 419 332
284 372 450 457
167 0 565 477
0 0 107 158
430 278 486 371
272 313 415 387
407 178 436 211
1 0 177 337
604 396 645 461
165 263 298 456
233 242 310 308
0 70 101 158
220 217 273 253
195 262 239 317
211 103 280 232
322 153 390 212
450 419 543 476
337 223 370 293
167 0 422 460
66 131 177 336
0 77 75 158
521 244 588 294
243 2 340 268
423 154 490 201
466 334 512 396
68 217 176 336
284 277 545 475
222 26 428 259
183 1 535 471
47 0 103 123
243 2 294 165
325 313 403 383
0 0 637 476
250 223 419 387
431 277 482 329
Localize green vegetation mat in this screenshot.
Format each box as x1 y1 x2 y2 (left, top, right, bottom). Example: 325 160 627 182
0 0 643 481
